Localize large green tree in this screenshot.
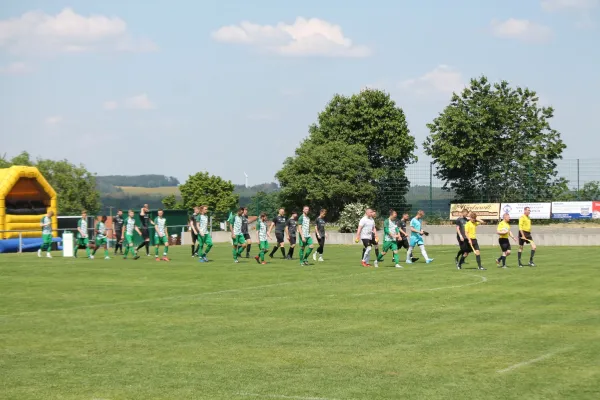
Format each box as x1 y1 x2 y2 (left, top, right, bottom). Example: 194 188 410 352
278 89 416 217
276 141 377 220
178 172 238 215
424 76 568 202
2 151 101 214
248 191 281 218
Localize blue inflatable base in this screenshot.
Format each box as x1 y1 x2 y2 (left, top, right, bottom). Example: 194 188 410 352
0 238 63 253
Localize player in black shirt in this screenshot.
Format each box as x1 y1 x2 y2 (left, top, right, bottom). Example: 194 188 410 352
136 204 154 256
189 206 199 257
454 208 470 267
314 209 327 261
284 211 298 260
268 208 287 258
242 207 252 258
112 210 125 255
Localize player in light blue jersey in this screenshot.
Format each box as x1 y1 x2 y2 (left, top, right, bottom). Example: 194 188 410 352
406 210 434 264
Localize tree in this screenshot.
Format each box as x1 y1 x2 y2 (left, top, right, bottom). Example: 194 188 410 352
2 151 101 214
277 88 416 216
248 191 280 218
161 194 177 209
580 181 600 201
338 202 370 233
424 76 567 203
276 141 378 220
178 172 238 215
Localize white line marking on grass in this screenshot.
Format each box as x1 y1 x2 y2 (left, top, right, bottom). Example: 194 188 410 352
352 275 487 297
0 272 367 318
496 348 571 373
239 393 340 400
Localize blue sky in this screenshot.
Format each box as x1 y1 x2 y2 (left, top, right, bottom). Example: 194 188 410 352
1 0 599 186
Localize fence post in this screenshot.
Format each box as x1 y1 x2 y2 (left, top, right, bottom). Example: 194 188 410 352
18 232 22 254
577 158 580 199
209 216 212 235
429 162 433 215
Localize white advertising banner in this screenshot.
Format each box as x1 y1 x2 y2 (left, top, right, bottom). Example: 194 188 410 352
500 203 551 219
551 201 593 219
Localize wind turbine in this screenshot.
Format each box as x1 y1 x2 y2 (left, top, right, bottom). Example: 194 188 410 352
244 172 248 188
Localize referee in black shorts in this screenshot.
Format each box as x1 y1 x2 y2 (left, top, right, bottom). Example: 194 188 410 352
455 208 470 267
269 208 287 259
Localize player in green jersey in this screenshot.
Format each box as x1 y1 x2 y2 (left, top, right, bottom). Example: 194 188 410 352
38 210 54 258
74 210 92 258
254 212 272 264
122 210 141 260
298 205 314 266
228 207 247 263
380 209 402 268
154 209 170 261
92 215 110 259
197 205 214 263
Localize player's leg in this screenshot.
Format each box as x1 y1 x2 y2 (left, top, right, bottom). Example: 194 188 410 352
472 240 485 270
362 239 372 266
162 237 169 260
417 241 433 263
391 242 401 267
236 235 247 257
245 234 252 258
44 234 53 257
317 236 325 261
406 238 414 263
191 233 197 256
203 235 213 260
74 238 79 257
528 234 536 266
298 239 305 265
261 241 269 263
278 234 286 258
288 237 296 259
304 238 314 263
83 238 91 258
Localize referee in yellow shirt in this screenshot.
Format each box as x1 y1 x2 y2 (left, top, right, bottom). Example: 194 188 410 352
459 212 486 270
496 213 517 268
518 207 537 267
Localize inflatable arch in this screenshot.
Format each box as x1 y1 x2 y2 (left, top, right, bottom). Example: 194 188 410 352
0 166 58 239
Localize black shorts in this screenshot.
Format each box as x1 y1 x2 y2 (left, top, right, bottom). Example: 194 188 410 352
361 238 373 247
243 233 251 241
115 231 122 242
276 232 285 244
371 233 378 245
519 231 533 246
397 238 409 249
457 234 465 245
499 238 511 252
458 239 469 253
141 228 149 239
467 239 479 252
191 231 198 242
289 235 297 245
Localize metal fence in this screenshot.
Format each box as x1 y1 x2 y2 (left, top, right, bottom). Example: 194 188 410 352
384 158 600 217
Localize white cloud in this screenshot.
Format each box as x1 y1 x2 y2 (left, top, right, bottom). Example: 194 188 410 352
124 94 155 110
0 8 157 54
490 18 553 42
211 17 370 57
541 0 599 11
0 61 32 74
103 100 118 110
399 65 465 96
44 116 63 125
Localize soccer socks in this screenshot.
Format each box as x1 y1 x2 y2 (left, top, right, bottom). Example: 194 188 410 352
406 246 414 262
456 249 463 261
232 246 238 260
204 243 212 255
304 247 313 261
137 243 145 251
85 247 91 257
191 244 196 255
269 246 278 257
92 247 98 255
237 246 245 257
374 248 380 259
530 250 535 262
518 251 522 264
155 246 159 256
393 252 399 264
299 248 304 262
246 244 252 256
104 249 109 258
418 245 429 259
458 255 466 267
280 247 286 257
259 249 265 262
363 246 372 263
476 254 482 268
289 247 295 258
500 255 506 266
164 246 169 255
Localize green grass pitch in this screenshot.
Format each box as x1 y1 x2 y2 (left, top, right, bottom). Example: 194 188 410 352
1 245 598 400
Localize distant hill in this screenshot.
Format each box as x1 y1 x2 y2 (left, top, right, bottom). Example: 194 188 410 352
97 175 179 190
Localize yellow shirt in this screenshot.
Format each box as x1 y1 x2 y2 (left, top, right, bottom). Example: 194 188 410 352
465 221 479 239
519 215 531 232
497 221 510 239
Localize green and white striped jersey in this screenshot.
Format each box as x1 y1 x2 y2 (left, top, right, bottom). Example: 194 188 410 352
125 217 137 235
199 215 209 235
384 218 399 242
41 216 52 235
96 222 106 238
257 220 268 241
233 215 242 235
154 217 167 235
298 214 310 237
77 219 88 238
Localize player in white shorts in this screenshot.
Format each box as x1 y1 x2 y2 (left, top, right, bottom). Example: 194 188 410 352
355 208 378 267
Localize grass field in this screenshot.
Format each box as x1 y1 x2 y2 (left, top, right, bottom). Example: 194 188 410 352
116 186 180 196
1 245 598 400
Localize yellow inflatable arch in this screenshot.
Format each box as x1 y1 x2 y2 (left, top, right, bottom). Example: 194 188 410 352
0 166 58 239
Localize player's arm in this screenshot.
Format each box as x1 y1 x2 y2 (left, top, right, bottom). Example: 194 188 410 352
455 221 464 241
518 217 526 239
476 218 485 224
297 216 304 240
315 223 320 239
355 222 363 242
135 226 142 236
268 218 276 235
164 224 169 238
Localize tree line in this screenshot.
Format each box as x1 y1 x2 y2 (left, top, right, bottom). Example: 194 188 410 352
4 75 599 219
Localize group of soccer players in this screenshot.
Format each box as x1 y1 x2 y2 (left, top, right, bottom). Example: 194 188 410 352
454 207 537 270
355 208 434 268
37 203 537 269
